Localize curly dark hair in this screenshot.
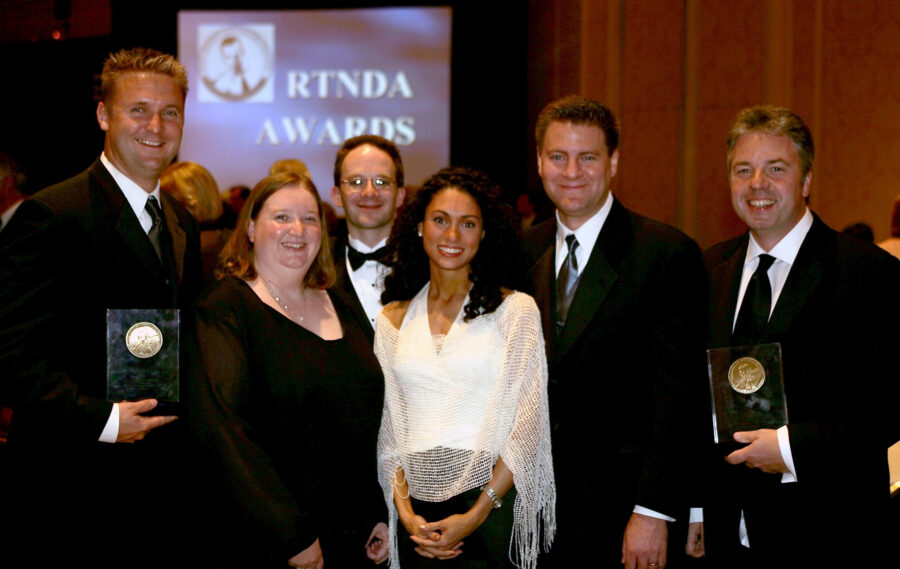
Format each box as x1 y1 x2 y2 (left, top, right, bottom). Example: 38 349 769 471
381 166 522 321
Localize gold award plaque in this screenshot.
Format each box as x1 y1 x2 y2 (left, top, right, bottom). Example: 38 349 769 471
125 322 163 359
728 356 766 394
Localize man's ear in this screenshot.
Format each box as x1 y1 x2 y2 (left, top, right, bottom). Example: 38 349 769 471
331 186 344 209
97 102 110 132
609 148 619 179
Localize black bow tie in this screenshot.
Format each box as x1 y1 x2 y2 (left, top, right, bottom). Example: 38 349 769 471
347 245 387 271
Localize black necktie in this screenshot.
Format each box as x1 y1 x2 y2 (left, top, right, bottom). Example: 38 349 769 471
145 196 178 298
556 234 580 325
347 245 387 271
733 254 776 344
145 196 164 262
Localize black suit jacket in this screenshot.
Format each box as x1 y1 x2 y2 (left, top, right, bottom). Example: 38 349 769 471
0 159 202 566
702 215 900 565
330 231 378 343
523 199 708 563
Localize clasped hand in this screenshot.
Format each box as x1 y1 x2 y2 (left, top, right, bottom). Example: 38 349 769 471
401 509 484 560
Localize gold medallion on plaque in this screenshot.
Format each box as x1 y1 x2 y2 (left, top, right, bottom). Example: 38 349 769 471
728 356 765 394
125 322 163 359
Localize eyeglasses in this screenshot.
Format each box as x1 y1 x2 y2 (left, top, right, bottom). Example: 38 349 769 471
340 176 396 191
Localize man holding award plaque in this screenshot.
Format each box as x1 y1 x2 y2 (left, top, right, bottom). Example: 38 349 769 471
0 48 201 566
693 106 900 567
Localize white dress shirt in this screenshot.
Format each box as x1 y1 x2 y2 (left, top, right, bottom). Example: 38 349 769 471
346 235 390 330
554 191 612 277
100 152 162 232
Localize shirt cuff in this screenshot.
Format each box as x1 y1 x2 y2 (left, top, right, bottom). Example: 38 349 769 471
98 403 119 443
740 511 750 547
689 507 703 523
776 424 797 483
633 505 675 523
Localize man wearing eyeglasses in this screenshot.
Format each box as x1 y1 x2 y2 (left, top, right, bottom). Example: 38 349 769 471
331 135 406 341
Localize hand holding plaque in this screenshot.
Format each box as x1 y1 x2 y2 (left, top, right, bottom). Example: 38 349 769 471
107 309 180 404
706 343 787 444
116 399 178 442
725 429 789 474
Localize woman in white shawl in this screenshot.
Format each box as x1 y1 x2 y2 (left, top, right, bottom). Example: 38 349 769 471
376 167 555 568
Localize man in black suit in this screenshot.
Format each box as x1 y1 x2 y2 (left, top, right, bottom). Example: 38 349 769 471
523 95 707 569
698 106 899 567
0 48 201 567
330 135 406 340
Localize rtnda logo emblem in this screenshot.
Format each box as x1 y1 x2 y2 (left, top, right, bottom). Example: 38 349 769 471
199 26 274 102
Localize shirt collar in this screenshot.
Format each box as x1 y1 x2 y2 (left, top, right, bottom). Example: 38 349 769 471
347 235 388 254
745 207 814 267
100 152 161 217
555 191 613 255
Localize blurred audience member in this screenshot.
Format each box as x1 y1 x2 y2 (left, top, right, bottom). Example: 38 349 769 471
878 193 900 259
516 192 538 230
321 200 339 236
161 161 228 283
841 222 874 243
269 158 312 179
0 152 27 232
221 184 251 229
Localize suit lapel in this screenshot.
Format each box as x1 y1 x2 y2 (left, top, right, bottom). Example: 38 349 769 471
90 161 165 283
556 240 616 358
330 234 376 340
555 200 626 360
766 217 829 339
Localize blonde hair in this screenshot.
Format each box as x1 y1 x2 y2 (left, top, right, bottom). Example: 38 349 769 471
160 162 222 223
101 47 188 102
269 158 311 179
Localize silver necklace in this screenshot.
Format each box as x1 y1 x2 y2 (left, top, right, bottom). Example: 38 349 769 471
260 275 306 323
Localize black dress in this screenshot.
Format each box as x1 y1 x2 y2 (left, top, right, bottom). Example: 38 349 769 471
186 277 385 568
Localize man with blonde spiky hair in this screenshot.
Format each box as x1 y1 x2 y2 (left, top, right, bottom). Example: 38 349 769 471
0 47 200 567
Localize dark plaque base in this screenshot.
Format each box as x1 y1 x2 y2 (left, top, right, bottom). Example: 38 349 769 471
107 308 180 404
707 343 787 444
